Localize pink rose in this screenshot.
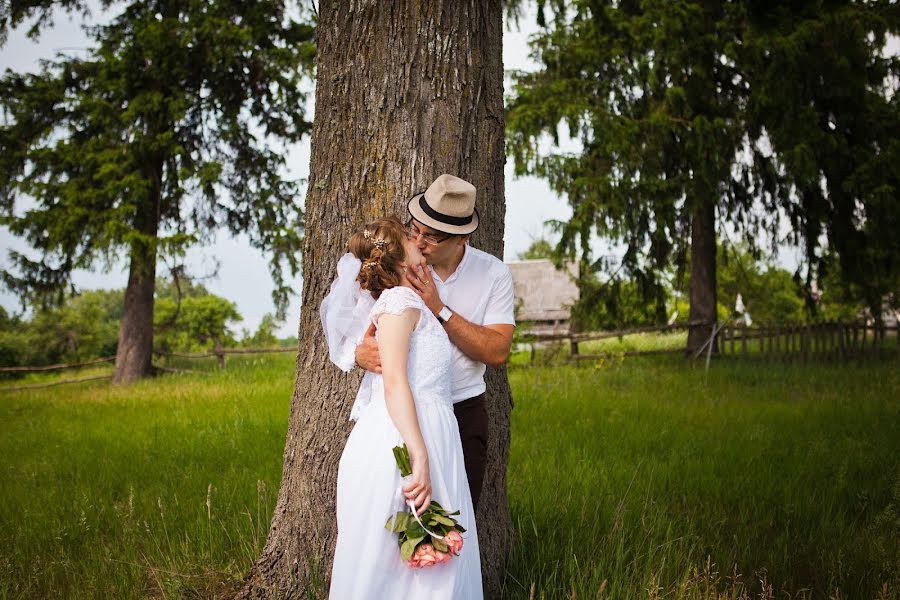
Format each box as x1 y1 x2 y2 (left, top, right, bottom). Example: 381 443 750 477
407 543 438 568
434 550 451 564
445 530 464 555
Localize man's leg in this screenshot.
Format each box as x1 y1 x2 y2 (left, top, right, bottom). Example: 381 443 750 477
453 393 488 510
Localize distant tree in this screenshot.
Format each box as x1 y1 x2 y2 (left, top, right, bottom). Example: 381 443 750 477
0 306 23 369
0 1 314 382
573 274 668 331
0 288 123 367
517 237 555 260
240 312 282 348
154 293 241 353
715 245 805 324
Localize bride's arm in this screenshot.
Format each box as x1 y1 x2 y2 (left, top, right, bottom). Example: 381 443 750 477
377 308 431 515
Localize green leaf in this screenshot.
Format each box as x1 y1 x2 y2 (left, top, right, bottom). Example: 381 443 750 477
433 515 456 527
405 521 425 540
400 539 417 561
432 537 449 553
385 512 409 533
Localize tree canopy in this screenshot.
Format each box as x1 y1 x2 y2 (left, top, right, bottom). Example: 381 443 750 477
0 0 314 317
507 0 900 332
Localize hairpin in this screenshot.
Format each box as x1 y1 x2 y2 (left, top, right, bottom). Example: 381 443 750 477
363 260 378 269
363 229 372 239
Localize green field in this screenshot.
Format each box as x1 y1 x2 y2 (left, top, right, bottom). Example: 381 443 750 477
1 353 898 599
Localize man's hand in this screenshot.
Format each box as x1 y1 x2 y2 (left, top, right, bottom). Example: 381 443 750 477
405 258 443 315
354 322 382 373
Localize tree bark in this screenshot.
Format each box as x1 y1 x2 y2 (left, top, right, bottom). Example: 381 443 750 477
238 1 511 598
113 178 160 384
686 198 718 354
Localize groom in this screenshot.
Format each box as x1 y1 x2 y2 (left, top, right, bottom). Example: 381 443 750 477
355 174 516 510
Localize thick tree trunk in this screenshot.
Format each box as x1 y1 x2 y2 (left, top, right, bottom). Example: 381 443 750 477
238 1 510 598
686 198 718 354
113 190 160 384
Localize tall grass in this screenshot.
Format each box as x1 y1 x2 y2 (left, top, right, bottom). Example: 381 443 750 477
504 357 900 599
1 353 897 598
0 354 292 599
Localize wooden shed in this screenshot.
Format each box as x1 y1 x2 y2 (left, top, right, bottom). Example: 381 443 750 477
506 259 579 335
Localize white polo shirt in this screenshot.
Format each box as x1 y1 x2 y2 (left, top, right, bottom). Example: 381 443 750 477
429 244 516 402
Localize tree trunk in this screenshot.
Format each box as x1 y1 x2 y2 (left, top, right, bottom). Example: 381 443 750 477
113 186 160 384
238 1 511 598
686 198 717 354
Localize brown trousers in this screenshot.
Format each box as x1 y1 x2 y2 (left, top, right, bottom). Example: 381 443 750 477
453 393 488 511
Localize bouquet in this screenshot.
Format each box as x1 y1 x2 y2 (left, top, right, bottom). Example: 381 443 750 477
385 444 466 568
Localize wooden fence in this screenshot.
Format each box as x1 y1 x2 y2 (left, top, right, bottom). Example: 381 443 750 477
715 321 899 361
0 346 295 392
525 321 899 363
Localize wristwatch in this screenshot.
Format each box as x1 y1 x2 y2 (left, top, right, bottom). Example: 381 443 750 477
437 306 454 324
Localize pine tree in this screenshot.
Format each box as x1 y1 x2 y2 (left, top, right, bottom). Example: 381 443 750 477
0 1 315 381
507 0 899 348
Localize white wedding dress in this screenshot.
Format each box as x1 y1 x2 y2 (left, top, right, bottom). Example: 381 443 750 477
329 286 483 599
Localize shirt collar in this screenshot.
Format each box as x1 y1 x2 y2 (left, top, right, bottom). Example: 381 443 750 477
430 243 469 285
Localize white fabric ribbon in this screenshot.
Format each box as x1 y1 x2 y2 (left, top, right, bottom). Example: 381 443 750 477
319 253 376 373
398 475 444 540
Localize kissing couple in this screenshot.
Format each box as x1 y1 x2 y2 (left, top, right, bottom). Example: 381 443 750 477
320 174 516 599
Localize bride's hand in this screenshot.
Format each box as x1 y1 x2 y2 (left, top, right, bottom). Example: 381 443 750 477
402 452 432 516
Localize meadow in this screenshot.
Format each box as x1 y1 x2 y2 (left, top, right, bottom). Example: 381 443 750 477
1 352 898 599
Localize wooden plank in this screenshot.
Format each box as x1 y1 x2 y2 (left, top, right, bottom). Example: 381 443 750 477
0 356 115 373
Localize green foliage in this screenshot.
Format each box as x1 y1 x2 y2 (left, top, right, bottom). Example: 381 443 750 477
0 278 247 367
0 0 315 318
508 1 763 321
715 245 806 324
517 238 555 260
240 313 283 348
508 0 900 321
743 3 900 314
572 274 667 331
153 293 241 353
0 288 123 368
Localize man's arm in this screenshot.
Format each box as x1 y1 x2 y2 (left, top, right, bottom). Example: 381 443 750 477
443 319 514 369
406 262 515 369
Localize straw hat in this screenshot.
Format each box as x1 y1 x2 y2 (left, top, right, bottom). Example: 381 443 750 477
406 174 479 235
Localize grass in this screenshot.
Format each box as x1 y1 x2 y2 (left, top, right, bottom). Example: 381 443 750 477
504 357 899 599
1 353 898 598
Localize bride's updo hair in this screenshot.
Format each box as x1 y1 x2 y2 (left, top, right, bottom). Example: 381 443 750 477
349 216 407 299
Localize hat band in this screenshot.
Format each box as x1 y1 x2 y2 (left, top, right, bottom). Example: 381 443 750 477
418 196 473 227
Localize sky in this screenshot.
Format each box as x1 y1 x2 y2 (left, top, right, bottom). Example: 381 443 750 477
1 7 897 338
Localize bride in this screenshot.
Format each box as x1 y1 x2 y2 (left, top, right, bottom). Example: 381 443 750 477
321 216 483 599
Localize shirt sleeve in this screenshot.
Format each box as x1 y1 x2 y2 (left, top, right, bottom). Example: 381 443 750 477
482 265 516 326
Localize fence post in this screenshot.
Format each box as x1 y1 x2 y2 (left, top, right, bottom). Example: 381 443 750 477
838 322 845 359
214 340 225 369
569 337 579 358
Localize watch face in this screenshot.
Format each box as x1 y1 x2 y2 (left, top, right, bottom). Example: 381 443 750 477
439 307 452 322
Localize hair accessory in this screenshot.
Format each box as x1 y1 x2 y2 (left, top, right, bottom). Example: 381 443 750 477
362 228 385 249
363 260 378 269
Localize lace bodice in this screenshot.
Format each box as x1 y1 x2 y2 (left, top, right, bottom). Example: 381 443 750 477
350 286 453 420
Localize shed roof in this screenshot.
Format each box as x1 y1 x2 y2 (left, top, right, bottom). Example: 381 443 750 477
506 259 579 322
